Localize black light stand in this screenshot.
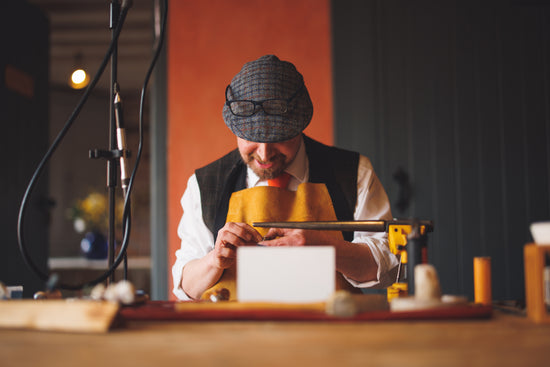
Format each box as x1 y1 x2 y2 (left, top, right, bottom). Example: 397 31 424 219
109 0 126 283
89 0 128 284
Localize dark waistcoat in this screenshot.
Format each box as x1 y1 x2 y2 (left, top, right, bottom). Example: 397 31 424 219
195 135 359 241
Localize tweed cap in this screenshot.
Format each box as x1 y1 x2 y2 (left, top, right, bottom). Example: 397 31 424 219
223 55 313 143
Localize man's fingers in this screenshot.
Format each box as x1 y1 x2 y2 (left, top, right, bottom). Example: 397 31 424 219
219 222 263 245
232 222 264 243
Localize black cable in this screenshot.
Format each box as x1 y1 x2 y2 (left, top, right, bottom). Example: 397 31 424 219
17 0 167 291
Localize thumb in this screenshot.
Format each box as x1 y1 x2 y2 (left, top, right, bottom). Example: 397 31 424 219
264 227 287 240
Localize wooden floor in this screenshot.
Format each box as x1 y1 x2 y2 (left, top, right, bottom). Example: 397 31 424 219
1 310 549 366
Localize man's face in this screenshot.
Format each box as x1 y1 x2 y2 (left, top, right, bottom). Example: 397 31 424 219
237 135 302 180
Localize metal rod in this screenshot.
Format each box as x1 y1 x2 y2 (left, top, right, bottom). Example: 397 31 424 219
253 220 386 232
252 219 433 233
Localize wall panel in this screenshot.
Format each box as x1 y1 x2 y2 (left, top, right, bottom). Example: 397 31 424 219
333 0 550 301
1 1 49 297
167 0 333 299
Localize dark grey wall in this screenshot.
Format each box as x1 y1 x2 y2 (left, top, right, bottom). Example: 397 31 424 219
332 0 550 301
1 1 50 297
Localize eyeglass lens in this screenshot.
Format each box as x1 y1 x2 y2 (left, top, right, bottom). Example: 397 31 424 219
230 100 288 117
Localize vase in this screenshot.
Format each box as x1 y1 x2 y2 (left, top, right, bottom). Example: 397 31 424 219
80 231 108 259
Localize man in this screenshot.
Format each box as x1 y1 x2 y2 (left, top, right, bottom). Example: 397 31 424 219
172 55 398 301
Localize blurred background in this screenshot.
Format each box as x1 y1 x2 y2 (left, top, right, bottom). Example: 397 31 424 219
2 0 549 303
3 0 156 297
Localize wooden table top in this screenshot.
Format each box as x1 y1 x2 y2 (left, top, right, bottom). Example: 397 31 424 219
0 310 549 367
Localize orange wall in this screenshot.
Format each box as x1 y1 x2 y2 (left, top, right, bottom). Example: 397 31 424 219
167 0 333 298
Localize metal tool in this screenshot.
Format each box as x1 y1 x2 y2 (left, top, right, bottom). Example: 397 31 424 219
253 219 434 300
253 219 433 233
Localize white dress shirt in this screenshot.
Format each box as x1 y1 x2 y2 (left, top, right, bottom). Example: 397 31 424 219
172 138 399 300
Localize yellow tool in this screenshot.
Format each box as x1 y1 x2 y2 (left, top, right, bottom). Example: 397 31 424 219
386 222 433 302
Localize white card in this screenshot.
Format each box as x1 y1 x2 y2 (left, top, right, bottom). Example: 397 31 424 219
237 246 335 303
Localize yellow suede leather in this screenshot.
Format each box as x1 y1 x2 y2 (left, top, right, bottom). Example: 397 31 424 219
201 183 360 300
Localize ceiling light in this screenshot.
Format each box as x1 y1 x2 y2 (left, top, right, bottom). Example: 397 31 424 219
69 53 89 89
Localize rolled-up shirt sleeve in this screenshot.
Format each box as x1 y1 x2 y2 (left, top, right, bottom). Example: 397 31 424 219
171 174 215 300
345 155 399 289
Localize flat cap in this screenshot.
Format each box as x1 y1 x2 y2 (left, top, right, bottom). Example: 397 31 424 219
223 55 313 143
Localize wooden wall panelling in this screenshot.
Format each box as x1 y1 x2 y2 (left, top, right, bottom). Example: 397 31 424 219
332 0 550 301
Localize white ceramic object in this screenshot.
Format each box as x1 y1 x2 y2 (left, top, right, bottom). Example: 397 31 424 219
530 221 550 245
414 264 442 301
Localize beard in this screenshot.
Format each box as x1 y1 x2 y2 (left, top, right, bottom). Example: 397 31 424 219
241 152 288 180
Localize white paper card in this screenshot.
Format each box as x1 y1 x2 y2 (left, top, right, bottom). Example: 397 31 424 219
237 246 335 303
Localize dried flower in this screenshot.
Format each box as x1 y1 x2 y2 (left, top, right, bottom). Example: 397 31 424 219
67 190 124 234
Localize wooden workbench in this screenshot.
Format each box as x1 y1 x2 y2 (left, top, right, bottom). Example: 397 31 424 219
0 309 548 367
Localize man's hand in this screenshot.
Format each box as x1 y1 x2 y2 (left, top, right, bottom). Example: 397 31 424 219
211 222 263 269
258 227 379 283
258 228 335 247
